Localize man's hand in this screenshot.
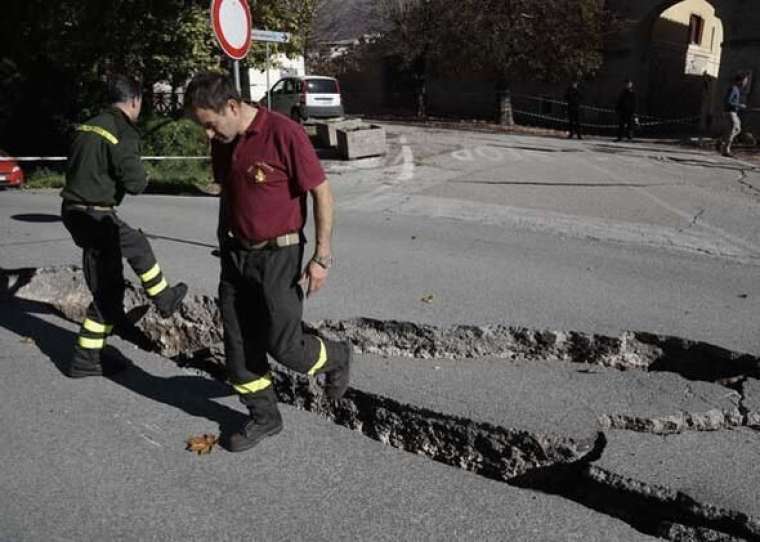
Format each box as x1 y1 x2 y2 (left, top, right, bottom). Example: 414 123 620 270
301 258 329 297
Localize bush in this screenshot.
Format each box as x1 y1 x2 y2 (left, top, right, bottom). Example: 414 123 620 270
25 167 65 189
139 116 214 193
141 115 209 157
144 159 213 194
24 116 215 193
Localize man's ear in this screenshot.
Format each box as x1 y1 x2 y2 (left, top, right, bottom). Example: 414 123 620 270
226 99 240 115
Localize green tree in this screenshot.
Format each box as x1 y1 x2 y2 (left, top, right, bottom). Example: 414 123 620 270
1 0 320 154
380 0 613 124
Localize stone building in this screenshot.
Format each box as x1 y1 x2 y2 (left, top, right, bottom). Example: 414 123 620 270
317 0 759 135
595 0 758 134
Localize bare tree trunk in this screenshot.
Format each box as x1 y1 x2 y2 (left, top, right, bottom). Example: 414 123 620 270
498 89 514 126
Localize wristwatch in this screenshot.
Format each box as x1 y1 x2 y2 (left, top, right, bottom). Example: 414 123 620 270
311 254 334 269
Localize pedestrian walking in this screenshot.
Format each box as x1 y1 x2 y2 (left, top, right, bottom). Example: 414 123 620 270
184 72 352 453
60 74 188 378
615 79 637 142
565 81 583 139
720 72 750 158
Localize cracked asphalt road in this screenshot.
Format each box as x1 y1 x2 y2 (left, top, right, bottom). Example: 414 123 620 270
1 124 759 540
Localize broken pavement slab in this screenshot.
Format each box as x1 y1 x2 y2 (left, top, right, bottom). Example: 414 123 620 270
262 352 760 539
2 266 222 358
343 354 743 438
5 265 760 540
0 304 654 541
594 429 760 538
742 377 760 428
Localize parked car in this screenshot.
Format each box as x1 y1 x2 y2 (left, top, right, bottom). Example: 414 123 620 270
0 150 24 188
264 76 344 123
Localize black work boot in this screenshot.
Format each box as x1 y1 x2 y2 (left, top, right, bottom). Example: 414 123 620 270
227 387 283 453
153 282 188 318
66 345 130 378
323 340 353 401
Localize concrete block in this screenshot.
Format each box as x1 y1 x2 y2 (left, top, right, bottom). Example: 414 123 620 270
315 119 365 148
337 125 387 159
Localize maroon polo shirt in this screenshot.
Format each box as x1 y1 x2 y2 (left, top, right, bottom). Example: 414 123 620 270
211 107 325 242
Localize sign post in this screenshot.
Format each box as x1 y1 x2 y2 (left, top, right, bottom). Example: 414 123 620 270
251 29 291 109
211 0 252 93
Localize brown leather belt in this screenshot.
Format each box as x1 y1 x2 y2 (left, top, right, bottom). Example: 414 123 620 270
63 202 114 211
228 231 301 250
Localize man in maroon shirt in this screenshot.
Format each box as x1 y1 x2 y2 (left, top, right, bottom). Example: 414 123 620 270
185 72 351 453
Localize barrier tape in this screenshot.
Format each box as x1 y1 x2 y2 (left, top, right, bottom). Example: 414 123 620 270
512 94 701 125
512 109 699 129
513 94 622 115
0 156 210 162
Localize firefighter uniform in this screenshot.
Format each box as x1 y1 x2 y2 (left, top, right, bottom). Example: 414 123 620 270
211 106 351 452
61 107 187 377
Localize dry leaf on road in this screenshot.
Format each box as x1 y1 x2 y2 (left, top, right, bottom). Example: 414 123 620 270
185 434 219 455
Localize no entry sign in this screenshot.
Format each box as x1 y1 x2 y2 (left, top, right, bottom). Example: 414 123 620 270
211 0 252 60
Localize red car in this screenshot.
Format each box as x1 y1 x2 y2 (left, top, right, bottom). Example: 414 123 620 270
0 150 25 188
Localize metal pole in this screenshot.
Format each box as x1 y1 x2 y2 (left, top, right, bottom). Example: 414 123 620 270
266 41 271 109
234 60 241 93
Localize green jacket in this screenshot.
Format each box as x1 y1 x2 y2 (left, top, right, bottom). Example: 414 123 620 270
61 107 147 205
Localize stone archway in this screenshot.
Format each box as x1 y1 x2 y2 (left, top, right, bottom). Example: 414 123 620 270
599 0 759 134
643 0 724 127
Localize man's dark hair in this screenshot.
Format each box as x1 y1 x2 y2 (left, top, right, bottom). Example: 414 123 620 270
185 72 241 113
107 75 142 104
735 72 749 83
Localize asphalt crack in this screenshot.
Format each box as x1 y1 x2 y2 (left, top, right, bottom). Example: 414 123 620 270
5 265 760 541
597 408 743 435
737 170 760 201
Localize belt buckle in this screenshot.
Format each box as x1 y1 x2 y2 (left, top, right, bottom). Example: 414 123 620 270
275 232 299 248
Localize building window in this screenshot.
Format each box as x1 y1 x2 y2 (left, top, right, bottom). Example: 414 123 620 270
689 14 704 45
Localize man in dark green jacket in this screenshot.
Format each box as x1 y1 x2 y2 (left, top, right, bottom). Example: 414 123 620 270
61 74 187 378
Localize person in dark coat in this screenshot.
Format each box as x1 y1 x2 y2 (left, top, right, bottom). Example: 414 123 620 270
615 79 637 142
565 81 583 139
60 75 188 378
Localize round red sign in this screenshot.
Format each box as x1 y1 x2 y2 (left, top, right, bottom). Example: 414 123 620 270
211 0 252 60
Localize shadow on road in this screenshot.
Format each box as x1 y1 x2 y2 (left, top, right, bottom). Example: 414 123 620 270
10 213 62 223
0 298 246 435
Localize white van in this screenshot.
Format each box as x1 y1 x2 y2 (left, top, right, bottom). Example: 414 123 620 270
265 76 344 122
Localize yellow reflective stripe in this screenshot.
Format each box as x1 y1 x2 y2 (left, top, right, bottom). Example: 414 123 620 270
83 318 109 334
233 375 272 395
104 325 114 334
146 278 168 297
77 125 119 145
307 338 328 376
140 264 161 283
78 337 105 349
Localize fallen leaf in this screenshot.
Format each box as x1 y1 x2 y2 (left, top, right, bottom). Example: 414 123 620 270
421 294 435 304
186 433 219 455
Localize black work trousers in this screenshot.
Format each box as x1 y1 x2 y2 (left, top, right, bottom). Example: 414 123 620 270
617 114 635 140
567 108 582 137
219 241 323 407
61 204 161 329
